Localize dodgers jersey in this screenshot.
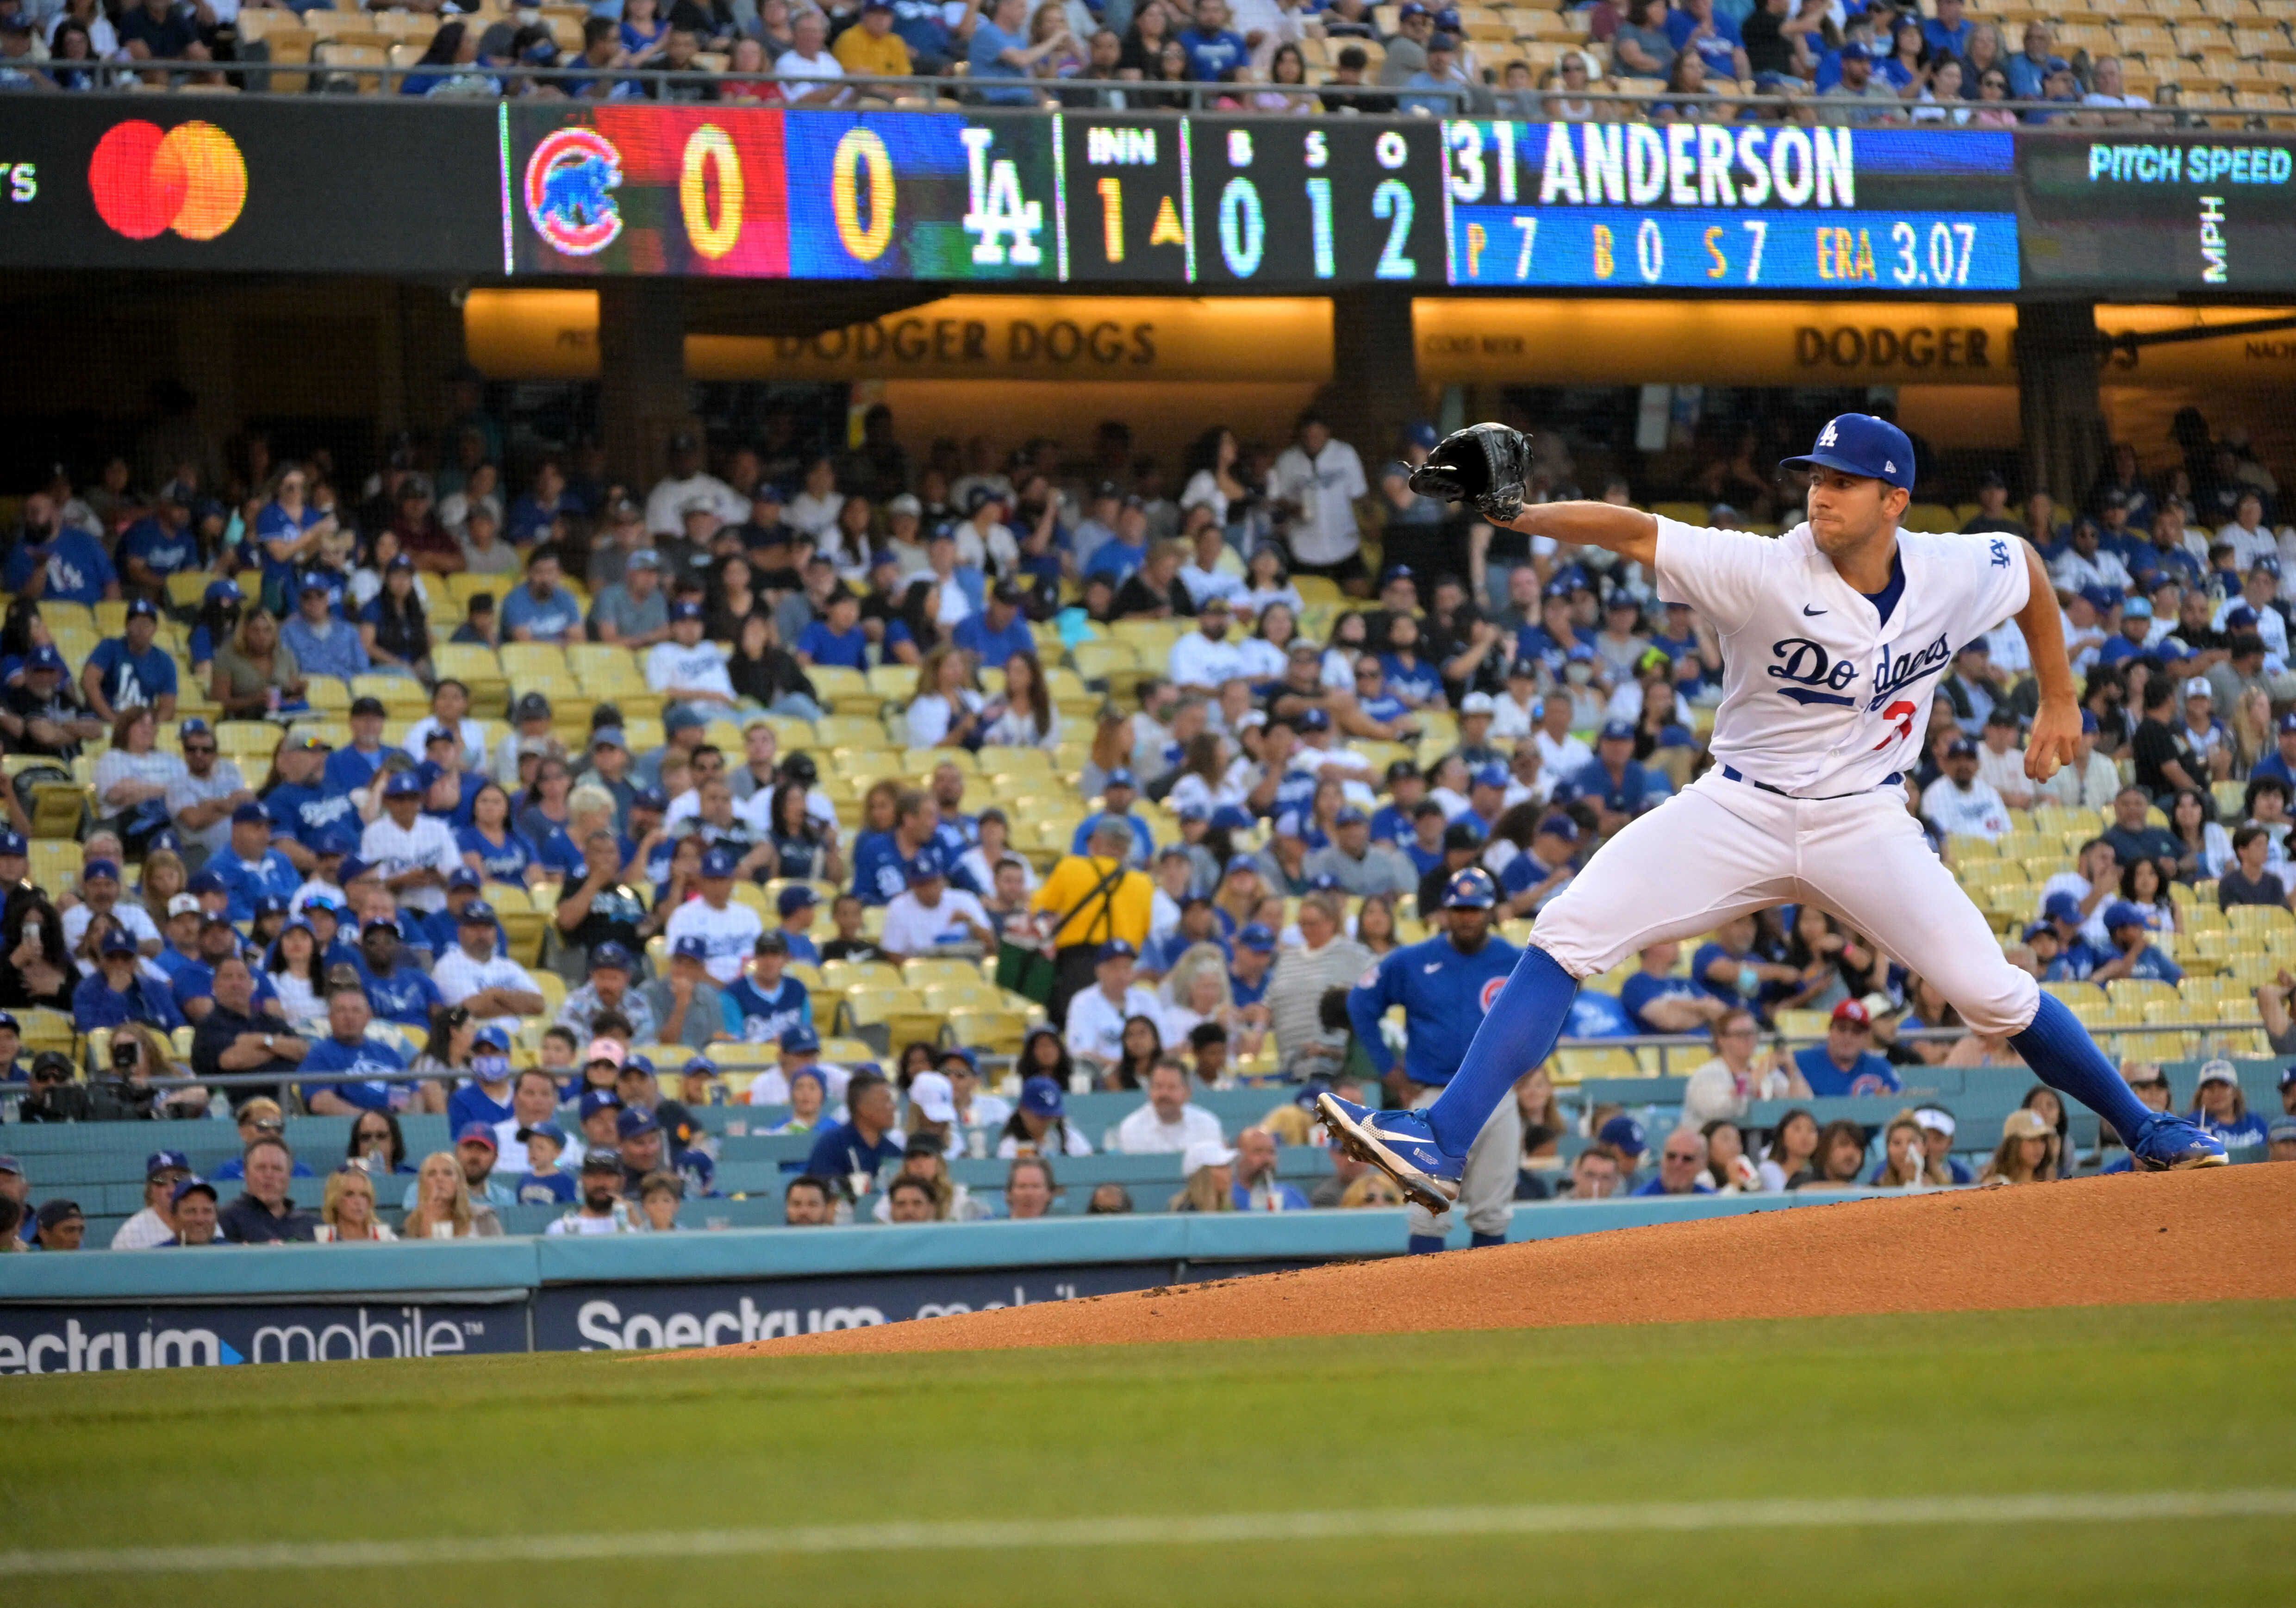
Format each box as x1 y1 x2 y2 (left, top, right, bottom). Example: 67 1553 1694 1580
1652 518 2031 797
1346 931 1522 1088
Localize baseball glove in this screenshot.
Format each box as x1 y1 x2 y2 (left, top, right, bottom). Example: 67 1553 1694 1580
1408 423 1531 524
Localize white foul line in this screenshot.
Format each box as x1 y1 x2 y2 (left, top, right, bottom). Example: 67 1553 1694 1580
3 1490 2293 1577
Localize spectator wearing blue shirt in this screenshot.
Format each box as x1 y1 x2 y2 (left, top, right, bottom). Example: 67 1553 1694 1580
1398 32 1468 116
1228 1126 1311 1210
251 468 331 612
1085 502 1151 583
1791 1000 1904 1097
353 916 447 1029
81 598 179 724
2253 711 2296 789
795 589 869 671
325 696 396 794
2 506 117 604
2191 1061 2271 1149
74 929 187 1036
804 1070 906 1195
1069 770 1156 868
2091 901 2183 986
952 583 1037 670
119 494 201 599
1630 1128 1720 1197
968 0 1063 106
887 0 961 71
1178 0 1248 81
1616 942 1725 1034
2003 23 2055 102
500 549 586 643
1667 0 1747 80
279 575 372 686
1921 0 1971 62
298 983 411 1116
1560 721 1672 822
1227 922 1275 1009
208 804 303 922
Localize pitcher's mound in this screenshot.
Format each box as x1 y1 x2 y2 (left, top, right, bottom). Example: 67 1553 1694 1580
689 1165 2295 1360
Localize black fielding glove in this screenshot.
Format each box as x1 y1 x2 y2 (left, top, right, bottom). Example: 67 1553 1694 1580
1409 423 1531 524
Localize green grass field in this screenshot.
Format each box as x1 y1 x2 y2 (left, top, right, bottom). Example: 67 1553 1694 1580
3 1300 2293 1607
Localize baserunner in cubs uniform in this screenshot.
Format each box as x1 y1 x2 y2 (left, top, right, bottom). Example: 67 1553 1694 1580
1346 866 1522 1254
1319 416 2226 1209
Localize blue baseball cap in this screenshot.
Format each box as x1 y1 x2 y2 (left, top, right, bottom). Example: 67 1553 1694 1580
615 1105 660 1140
2224 604 2260 631
1297 708 1331 734
202 579 242 605
1472 763 1509 790
382 770 425 798
99 928 138 957
25 644 65 674
1597 1114 1646 1157
1406 421 1440 449
230 802 270 826
579 1089 622 1120
1019 1075 1064 1118
2080 585 2120 613
1096 938 1137 964
187 868 227 895
669 600 704 623
0 831 23 857
777 885 818 916
2080 709 2099 735
1599 719 1636 742
2123 596 2152 618
448 866 483 891
1104 768 1136 790
591 941 636 971
458 900 497 925
2103 901 2146 931
1237 922 1277 953
171 1176 218 1206
1536 813 1578 842
251 895 289 918
2279 712 2296 735
1274 810 1305 839
663 706 707 732
82 858 120 883
1224 854 1259 878
524 1121 568 1150
2042 891 2083 925
909 846 946 881
125 597 159 621
1839 40 1872 62
633 787 669 812
1780 413 1916 492
337 856 374 885
145 1149 190 1178
699 846 738 879
780 1022 821 1054
2021 920 2055 944
316 823 360 857
473 1025 511 1052
454 1122 499 1151
1441 866 1499 910
672 935 711 961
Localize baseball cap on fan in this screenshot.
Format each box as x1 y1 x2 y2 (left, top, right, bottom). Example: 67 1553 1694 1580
1780 414 1916 492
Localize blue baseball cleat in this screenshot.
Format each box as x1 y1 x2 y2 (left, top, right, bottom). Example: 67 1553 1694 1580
1315 1093 1464 1214
2128 1114 2229 1171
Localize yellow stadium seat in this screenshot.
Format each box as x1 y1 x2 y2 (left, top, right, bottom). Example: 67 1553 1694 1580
820 959 904 994
944 1008 1026 1054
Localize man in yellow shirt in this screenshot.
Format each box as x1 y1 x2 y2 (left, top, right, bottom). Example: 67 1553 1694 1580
1031 818 1153 1027
831 0 914 81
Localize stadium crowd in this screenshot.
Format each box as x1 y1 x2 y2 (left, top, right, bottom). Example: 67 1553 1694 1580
0 371 2292 1251
3 0 2288 127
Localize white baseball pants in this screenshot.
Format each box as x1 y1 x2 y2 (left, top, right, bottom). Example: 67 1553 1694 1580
1531 772 2041 1039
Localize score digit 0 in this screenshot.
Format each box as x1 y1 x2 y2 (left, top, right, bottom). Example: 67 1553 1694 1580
831 127 896 263
679 125 744 260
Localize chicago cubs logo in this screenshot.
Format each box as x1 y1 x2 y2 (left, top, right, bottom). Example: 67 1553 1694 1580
1479 977 1505 1012
524 127 624 256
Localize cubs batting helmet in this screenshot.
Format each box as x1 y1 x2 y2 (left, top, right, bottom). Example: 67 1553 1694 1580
1441 867 1499 910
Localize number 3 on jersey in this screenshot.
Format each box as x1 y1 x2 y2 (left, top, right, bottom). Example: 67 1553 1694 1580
1872 700 1916 751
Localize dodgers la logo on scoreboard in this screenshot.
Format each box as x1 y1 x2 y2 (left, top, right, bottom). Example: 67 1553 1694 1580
525 126 624 257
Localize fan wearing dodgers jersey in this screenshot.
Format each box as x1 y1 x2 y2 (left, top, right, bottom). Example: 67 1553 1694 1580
661 844 764 986
1318 414 2228 1215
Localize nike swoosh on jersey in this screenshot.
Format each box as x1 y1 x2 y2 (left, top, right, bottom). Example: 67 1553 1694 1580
1802 605 1826 615
1423 962 1443 973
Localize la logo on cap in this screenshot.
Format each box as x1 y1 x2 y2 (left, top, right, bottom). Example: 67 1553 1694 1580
1817 420 1840 449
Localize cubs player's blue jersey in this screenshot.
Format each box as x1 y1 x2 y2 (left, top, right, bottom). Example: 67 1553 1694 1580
1347 930 1522 1087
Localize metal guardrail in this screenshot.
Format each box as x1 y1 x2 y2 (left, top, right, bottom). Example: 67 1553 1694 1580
57 58 2288 122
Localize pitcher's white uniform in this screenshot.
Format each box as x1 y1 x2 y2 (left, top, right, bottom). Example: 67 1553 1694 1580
1530 517 2043 1037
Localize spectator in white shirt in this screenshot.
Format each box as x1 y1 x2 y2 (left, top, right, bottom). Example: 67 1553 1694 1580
1062 939 1161 1077
361 770 463 915
401 678 489 771
1167 597 1247 692
878 848 995 960
2047 520 2134 597
1973 707 2034 810
1176 518 1246 609
774 9 847 105
643 430 748 541
646 599 739 719
1266 411 1367 574
1920 737 2012 841
430 900 547 1036
661 844 763 985
1112 1060 1226 1155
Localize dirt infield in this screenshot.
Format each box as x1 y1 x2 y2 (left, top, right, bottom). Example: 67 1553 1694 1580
690 1166 2295 1360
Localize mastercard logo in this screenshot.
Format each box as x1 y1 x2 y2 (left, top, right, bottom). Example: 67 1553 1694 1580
88 119 247 242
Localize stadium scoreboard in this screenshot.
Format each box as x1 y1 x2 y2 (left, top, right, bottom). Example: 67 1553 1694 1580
5 97 2296 294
